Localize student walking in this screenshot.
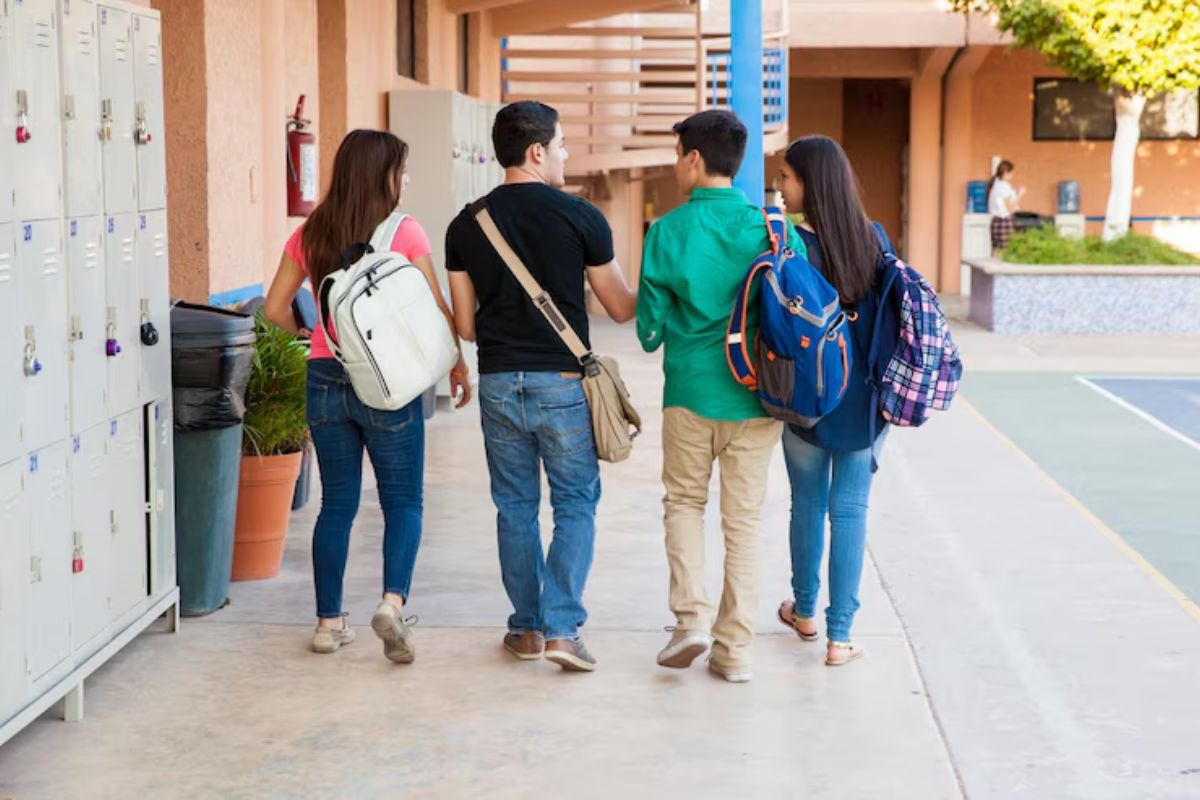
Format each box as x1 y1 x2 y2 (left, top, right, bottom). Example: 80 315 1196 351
988 159 1025 253
774 135 895 667
638 110 801 683
446 101 636 673
264 130 472 662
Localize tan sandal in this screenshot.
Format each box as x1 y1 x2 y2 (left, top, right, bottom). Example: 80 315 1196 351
826 641 866 667
777 601 819 641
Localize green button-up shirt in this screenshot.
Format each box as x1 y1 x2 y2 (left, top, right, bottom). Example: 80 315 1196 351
637 187 805 421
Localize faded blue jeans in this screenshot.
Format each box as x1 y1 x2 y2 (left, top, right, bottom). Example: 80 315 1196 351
307 358 425 619
479 371 601 641
782 427 883 642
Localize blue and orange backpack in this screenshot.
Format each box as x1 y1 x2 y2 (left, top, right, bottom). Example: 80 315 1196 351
726 208 852 427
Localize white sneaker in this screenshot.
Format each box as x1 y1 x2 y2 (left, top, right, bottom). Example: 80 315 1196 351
371 601 416 664
656 627 714 669
708 658 753 684
311 614 356 654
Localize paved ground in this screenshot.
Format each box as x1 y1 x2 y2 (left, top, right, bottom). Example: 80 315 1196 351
2 314 1200 798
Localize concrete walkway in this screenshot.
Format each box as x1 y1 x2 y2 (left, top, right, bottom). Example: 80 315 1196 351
2 318 1199 798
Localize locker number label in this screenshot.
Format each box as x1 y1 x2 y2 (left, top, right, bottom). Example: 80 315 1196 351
135 17 140 31
70 220 78 238
140 215 147 230
73 436 81 453
108 218 115 234
111 420 119 437
101 9 107 24
28 454 37 474
23 225 32 242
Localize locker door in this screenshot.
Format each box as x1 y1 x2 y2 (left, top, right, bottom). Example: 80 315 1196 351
58 0 103 219
145 400 175 596
0 459 30 722
0 4 15 224
108 410 147 620
68 216 107 433
98 4 136 215
105 213 139 416
11 0 64 222
131 12 164 211
136 210 169 403
69 426 110 654
0 225 20 465
27 442 72 683
18 219 69 453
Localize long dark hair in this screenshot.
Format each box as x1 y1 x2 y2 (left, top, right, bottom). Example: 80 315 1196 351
302 130 409 288
783 135 879 305
987 159 1014 198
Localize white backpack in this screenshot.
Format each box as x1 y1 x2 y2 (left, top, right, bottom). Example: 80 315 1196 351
316 212 458 411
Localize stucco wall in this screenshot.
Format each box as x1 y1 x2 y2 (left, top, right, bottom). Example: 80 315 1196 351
971 48 1200 230
205 0 266 296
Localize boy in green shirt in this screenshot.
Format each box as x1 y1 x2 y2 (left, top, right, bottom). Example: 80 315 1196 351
638 110 802 683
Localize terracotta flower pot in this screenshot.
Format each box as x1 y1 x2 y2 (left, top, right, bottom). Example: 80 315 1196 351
232 451 304 581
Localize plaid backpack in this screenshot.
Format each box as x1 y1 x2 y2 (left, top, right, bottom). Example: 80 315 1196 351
867 254 962 429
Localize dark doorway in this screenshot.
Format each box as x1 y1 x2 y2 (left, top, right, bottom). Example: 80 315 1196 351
841 79 910 255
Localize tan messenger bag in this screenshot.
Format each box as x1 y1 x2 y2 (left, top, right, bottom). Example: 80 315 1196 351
475 204 641 463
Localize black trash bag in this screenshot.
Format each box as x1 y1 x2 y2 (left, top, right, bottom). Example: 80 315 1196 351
171 302 256 431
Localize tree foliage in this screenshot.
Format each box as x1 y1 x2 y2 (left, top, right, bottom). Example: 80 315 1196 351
949 1 1200 95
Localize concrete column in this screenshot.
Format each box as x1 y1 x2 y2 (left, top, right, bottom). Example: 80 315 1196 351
731 0 764 203
316 0 347 197
260 0 288 284
939 46 991 294
907 48 954 287
151 0 210 303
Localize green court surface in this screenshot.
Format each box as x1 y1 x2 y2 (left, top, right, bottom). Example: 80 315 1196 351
964 373 1200 604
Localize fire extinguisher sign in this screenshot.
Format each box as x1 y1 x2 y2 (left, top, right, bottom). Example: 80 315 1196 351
300 143 317 203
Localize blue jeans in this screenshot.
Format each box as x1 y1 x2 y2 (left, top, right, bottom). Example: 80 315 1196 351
479 371 601 641
782 428 882 642
307 359 425 619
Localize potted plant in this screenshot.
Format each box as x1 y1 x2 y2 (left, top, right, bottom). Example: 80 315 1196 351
232 314 310 581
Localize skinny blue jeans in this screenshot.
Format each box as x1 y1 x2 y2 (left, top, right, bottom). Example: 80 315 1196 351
307 359 425 619
782 428 882 642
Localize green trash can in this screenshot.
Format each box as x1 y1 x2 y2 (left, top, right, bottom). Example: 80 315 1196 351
171 303 256 616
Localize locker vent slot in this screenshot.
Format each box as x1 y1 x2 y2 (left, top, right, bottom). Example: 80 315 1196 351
0 252 12 285
35 23 53 48
78 29 94 55
85 241 101 270
146 44 160 66
114 39 130 61
41 249 60 278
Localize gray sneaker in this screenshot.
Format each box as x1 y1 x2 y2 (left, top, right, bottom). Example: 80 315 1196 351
311 614 356 654
371 601 416 664
657 626 713 669
544 637 596 672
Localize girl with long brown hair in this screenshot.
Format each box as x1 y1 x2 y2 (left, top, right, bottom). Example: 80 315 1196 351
264 129 470 663
773 135 893 667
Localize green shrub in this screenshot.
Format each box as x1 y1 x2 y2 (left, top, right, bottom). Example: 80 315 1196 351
243 314 310 456
1003 226 1199 266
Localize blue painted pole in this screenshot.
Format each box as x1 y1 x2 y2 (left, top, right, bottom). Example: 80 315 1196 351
731 0 764 204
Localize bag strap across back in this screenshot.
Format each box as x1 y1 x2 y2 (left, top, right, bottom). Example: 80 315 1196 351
473 202 592 367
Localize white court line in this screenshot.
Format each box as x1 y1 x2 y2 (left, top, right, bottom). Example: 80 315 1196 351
1076 376 1200 454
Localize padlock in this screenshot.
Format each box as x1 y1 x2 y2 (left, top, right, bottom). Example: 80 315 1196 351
15 124 31 144
141 320 159 346
106 310 121 356
72 546 84 574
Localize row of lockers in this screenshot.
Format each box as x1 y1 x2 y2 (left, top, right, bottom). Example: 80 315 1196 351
0 211 171 467
0 400 175 726
1 0 166 225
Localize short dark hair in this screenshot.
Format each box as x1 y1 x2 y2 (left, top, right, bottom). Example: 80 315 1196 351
493 101 559 168
672 110 747 177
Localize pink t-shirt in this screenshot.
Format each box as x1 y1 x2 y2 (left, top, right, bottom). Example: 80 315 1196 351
285 217 433 360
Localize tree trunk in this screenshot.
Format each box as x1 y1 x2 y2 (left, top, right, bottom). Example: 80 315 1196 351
1102 89 1146 242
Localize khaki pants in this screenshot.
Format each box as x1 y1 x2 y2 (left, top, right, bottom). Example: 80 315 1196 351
662 407 781 668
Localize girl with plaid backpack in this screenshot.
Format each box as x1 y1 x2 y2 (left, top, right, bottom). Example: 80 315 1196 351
772 135 960 667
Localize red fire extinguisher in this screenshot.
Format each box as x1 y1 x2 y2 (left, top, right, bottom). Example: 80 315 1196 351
286 95 317 217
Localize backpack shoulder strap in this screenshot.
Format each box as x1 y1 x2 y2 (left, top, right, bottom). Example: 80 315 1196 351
369 212 410 253
764 206 788 257
316 274 343 357
726 257 773 390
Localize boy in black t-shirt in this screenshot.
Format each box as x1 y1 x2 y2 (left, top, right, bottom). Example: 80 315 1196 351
445 101 636 672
